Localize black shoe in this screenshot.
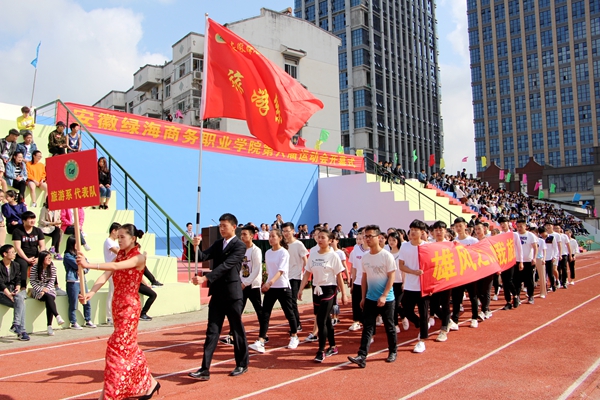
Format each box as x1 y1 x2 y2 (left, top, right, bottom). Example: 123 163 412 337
189 368 210 380
219 335 234 345
528 296 535 304
502 303 512 310
562 284 568 289
297 325 303 332
152 281 163 288
348 355 367 368
264 336 269 343
386 352 397 363
140 314 153 321
512 297 520 309
314 351 325 363
139 381 161 400
229 366 248 377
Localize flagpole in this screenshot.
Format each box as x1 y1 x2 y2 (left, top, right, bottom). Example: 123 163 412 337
30 68 38 109
193 13 209 284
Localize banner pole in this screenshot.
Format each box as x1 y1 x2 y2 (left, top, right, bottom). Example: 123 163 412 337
30 68 38 109
193 13 210 302
73 209 86 298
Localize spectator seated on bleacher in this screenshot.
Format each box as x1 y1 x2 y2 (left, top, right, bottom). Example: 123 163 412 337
48 121 67 156
30 251 65 336
17 131 37 163
98 157 112 210
60 208 90 251
5 151 28 202
39 201 63 260
66 123 82 153
16 106 35 135
0 129 19 167
12 211 45 289
0 244 29 340
2 190 26 234
25 150 47 207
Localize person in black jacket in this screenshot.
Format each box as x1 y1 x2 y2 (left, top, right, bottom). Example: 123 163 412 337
0 244 29 340
98 157 112 210
188 213 249 381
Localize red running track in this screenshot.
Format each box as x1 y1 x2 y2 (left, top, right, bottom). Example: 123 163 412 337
3 254 600 399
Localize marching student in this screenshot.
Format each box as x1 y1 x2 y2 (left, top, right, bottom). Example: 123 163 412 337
330 232 347 326
249 229 299 353
348 228 368 331
222 225 265 347
498 216 524 309
430 221 456 342
473 221 494 320
516 220 538 304
348 225 397 367
387 231 409 333
565 229 579 285
299 230 348 362
554 224 572 289
535 227 548 298
281 222 309 332
542 223 559 292
399 220 430 353
451 217 479 328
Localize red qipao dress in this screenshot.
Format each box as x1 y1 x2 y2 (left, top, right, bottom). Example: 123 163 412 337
103 247 151 400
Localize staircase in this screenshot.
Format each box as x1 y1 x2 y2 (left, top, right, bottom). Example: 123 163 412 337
0 105 200 337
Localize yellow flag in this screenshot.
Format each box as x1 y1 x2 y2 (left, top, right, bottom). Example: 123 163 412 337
315 140 323 150
356 149 364 157
481 156 487 167
440 158 445 169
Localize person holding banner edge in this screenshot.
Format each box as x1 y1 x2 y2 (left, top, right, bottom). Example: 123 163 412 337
498 216 524 310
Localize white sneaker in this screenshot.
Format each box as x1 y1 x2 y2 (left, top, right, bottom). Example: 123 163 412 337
249 340 265 353
47 326 54 336
540 295 546 299
402 318 409 331
395 325 400 333
32 202 37 208
470 319 478 328
479 311 486 320
448 320 459 331
106 318 113 326
349 322 362 331
436 330 448 342
56 315 65 325
370 337 374 345
570 281 575 285
484 311 493 319
83 244 91 251
288 336 300 349
70 323 83 330
428 317 435 329
413 341 426 353
492 294 498 301
376 315 383 326
85 321 97 328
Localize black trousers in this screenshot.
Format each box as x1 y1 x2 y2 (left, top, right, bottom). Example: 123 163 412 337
12 179 26 201
569 256 576 279
501 265 518 302
313 286 337 351
46 228 61 251
431 289 451 329
558 255 568 286
392 282 405 325
493 274 500 295
15 256 30 288
545 260 556 290
476 275 494 313
451 283 478 322
38 293 58 325
351 284 363 323
519 262 535 298
402 290 431 339
358 298 396 356
49 146 66 156
229 286 267 339
143 267 158 285
262 287 297 335
289 278 302 329
202 296 248 370
138 284 157 315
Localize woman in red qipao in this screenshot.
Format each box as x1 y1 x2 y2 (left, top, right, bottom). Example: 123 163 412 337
77 223 160 400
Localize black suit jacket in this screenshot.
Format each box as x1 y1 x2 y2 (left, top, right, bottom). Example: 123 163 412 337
196 236 246 300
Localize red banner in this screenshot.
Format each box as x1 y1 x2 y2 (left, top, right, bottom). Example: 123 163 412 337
57 102 364 172
419 233 517 296
46 149 100 210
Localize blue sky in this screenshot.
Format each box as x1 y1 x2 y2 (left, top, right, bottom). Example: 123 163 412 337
0 0 474 171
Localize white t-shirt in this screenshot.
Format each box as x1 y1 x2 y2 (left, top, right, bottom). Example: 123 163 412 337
553 233 564 256
349 244 368 285
518 231 537 262
569 238 580 255
258 231 269 240
287 239 309 280
265 247 290 289
240 245 262 288
560 233 570 255
390 250 402 283
362 249 396 302
545 234 559 261
537 237 547 259
306 248 344 293
334 249 347 262
398 241 424 292
103 238 118 262
455 236 479 246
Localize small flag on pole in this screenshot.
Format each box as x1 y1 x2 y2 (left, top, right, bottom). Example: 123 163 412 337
315 140 323 150
550 183 556 193
412 149 417 162
481 156 487 167
319 129 330 142
522 174 527 184
440 158 445 169
461 156 468 162
393 153 398 164
573 193 581 202
534 181 541 191
582 201 589 209
499 170 505 180
539 190 545 199
356 149 364 157
31 41 41 68
336 145 344 154
429 154 435 167
505 172 511 182
594 208 597 217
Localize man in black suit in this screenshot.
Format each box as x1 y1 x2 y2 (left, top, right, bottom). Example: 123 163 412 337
188 213 249 380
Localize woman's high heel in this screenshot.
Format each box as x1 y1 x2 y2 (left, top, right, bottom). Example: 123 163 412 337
139 381 160 400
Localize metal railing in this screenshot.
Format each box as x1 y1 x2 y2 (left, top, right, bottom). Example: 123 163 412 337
35 99 192 259
364 157 461 223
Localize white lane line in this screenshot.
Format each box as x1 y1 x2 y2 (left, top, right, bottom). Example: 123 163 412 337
398 292 600 399
557 356 600 400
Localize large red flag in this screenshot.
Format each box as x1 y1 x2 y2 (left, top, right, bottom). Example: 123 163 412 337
203 19 324 152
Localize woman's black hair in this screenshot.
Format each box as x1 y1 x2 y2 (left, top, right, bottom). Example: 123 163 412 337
5 190 16 199
120 223 144 248
31 150 42 162
387 231 401 251
65 236 77 256
36 251 53 281
109 222 122 233
270 228 288 250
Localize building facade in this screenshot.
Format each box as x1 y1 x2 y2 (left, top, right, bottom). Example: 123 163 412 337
470 0 600 200
94 8 342 154
294 0 444 176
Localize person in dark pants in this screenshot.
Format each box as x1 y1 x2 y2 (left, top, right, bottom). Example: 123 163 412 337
498 216 524 310
474 222 494 320
188 213 249 381
281 222 308 332
348 224 397 368
139 277 157 321
12 211 45 288
430 221 456 342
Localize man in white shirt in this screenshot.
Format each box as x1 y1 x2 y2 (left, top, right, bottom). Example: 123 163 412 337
282 222 308 332
451 217 480 328
554 224 572 289
104 222 120 325
516 220 538 304
542 223 559 292
534 226 548 298
429 221 455 342
348 228 368 331
498 216 523 310
565 229 579 285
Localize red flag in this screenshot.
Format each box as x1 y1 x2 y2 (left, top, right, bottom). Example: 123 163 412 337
461 156 468 162
203 19 324 152
429 154 435 167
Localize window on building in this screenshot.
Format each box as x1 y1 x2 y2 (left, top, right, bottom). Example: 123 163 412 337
468 12 479 29
284 58 299 79
545 90 557 107
574 42 588 61
514 95 526 112
518 155 529 167
543 70 555 86
528 73 539 90
511 37 522 54
512 56 523 73
539 10 551 27
352 49 369 66
548 130 560 148
526 53 538 70
483 26 493 42
579 105 592 122
572 1 586 19
556 26 569 44
474 103 484 119
476 140 487 157
576 63 589 81
530 93 542 110
574 21 587 39
495 3 505 19
502 117 513 133
354 89 368 108
555 6 568 24
524 14 536 31
514 75 525 92
305 5 315 21
333 13 345 31
548 151 561 167
592 17 600 36
489 119 499 135
563 128 576 146
470 48 481 64
501 98 512 114
559 66 572 84
578 84 590 103
487 100 498 116
320 18 329 30
581 148 594 165
497 41 508 58
339 72 348 89
499 79 510 95
354 110 370 128
338 33 347 49
484 44 494 60
516 115 528 132
164 77 171 99
503 136 514 152
526 34 537 51
485 63 495 79
508 0 519 16
340 92 348 111
496 22 506 39
481 7 492 24
580 126 594 144
517 135 529 152
561 87 573 105
534 153 545 165
490 138 500 154
564 149 578 166
546 110 559 127
562 107 575 125
469 30 480 46
473 84 483 101
503 156 515 171
509 18 521 35
557 46 571 64
475 121 485 138
332 0 344 12
531 113 542 130
339 53 347 70
541 50 554 67
498 60 509 76
532 132 544 150
341 113 349 130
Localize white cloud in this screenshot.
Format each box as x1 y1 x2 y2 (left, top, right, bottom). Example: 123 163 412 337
445 0 469 59
0 0 167 108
